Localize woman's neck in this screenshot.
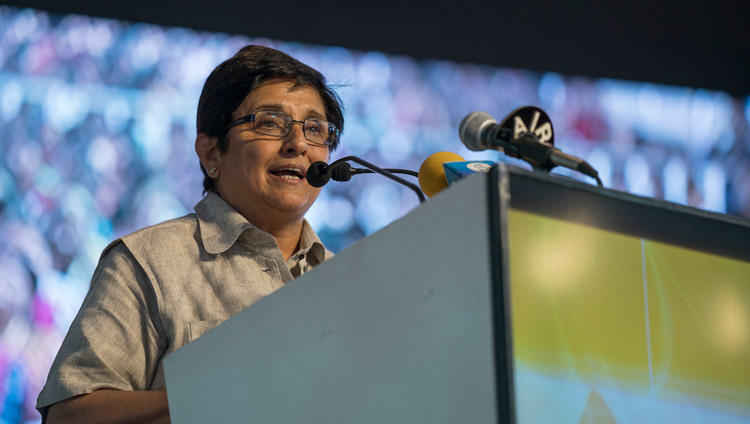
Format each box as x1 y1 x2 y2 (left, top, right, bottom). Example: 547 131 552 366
247 212 305 261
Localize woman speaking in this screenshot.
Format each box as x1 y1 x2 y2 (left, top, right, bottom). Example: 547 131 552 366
36 45 344 424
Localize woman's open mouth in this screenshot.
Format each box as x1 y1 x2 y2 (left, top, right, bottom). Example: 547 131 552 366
270 166 305 182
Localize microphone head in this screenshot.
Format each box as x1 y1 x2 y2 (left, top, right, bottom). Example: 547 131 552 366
459 111 496 152
306 161 331 187
418 151 465 198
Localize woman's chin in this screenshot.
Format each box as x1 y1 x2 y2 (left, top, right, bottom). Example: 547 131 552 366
267 194 316 215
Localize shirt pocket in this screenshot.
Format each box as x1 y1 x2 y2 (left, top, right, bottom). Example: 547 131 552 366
188 319 226 342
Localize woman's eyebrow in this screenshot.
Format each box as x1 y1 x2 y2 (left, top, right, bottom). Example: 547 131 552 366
305 109 327 120
252 104 327 120
252 103 284 112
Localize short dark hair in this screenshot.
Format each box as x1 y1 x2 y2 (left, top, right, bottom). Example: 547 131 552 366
196 45 344 193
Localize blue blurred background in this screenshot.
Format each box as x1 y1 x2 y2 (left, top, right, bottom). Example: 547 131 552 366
0 5 749 423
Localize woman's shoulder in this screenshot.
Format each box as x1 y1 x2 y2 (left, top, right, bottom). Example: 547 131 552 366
124 213 199 244
100 213 200 260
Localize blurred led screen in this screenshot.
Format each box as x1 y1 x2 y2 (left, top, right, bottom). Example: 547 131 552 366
508 209 749 423
1 5 749 423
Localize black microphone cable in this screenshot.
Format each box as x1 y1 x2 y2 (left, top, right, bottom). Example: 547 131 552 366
331 162 418 181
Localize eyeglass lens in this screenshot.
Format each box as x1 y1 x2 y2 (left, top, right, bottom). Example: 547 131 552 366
254 111 334 145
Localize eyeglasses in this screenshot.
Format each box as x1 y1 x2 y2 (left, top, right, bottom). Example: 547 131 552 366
226 110 339 146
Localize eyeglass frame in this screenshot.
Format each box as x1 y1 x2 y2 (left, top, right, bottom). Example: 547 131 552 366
225 110 339 147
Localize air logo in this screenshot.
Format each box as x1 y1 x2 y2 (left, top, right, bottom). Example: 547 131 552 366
513 110 553 144
498 106 555 147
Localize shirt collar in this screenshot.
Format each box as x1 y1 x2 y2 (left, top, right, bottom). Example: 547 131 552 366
194 192 327 259
298 219 328 264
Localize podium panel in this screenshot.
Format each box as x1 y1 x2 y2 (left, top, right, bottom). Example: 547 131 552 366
504 167 750 423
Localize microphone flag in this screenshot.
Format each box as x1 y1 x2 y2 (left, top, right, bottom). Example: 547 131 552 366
443 161 495 186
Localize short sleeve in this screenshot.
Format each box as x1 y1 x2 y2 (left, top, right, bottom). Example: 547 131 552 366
36 242 167 415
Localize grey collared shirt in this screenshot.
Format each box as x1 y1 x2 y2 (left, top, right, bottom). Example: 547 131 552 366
36 192 332 415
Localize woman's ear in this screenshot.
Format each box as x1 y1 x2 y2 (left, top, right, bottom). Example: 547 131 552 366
195 133 220 176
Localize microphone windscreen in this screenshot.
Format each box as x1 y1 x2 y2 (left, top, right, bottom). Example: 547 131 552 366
418 151 465 198
306 161 331 187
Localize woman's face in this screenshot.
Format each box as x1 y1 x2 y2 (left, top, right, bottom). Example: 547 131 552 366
213 80 330 226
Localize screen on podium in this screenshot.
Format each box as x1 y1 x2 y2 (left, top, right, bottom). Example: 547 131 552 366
505 181 749 423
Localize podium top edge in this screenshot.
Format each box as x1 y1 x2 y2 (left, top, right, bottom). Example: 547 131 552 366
496 163 750 230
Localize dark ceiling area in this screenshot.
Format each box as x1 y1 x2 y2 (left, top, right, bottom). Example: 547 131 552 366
3 0 749 97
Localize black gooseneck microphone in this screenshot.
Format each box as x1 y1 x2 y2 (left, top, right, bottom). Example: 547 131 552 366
330 162 419 182
459 107 603 187
306 155 426 203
